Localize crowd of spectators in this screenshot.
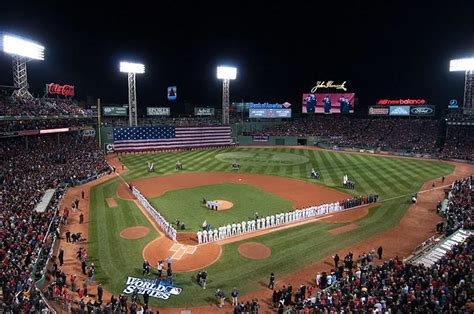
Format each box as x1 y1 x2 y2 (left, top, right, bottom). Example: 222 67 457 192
442 127 474 161
0 117 96 133
252 116 442 153
289 235 473 312
0 97 90 117
101 116 223 127
444 176 473 235
0 132 109 312
446 109 474 123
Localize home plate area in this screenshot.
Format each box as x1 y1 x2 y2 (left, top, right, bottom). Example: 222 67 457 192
170 243 197 260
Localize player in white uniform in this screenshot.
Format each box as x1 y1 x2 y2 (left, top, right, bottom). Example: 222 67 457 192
197 231 203 244
202 230 208 243
208 230 214 242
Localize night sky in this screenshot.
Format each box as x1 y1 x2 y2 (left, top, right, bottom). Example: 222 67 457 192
1 0 474 115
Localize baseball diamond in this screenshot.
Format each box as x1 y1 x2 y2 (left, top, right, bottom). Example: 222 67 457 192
82 147 458 308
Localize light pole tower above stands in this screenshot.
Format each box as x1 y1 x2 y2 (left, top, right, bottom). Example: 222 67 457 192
217 66 237 125
120 61 145 127
1 34 44 99
450 58 474 111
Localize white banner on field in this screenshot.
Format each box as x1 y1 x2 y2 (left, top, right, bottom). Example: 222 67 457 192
122 277 182 300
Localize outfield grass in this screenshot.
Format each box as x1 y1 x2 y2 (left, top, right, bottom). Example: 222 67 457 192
149 184 293 232
88 147 454 307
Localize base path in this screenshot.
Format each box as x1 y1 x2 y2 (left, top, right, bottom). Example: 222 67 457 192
319 204 379 223
328 223 359 235
117 172 350 209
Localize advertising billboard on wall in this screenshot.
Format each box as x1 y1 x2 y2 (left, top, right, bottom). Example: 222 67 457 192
249 103 291 109
302 93 355 113
103 106 128 116
409 105 435 116
194 107 215 116
147 107 170 116
249 109 292 118
368 106 390 115
167 86 177 101
448 99 458 109
389 106 410 116
377 99 427 105
46 83 75 97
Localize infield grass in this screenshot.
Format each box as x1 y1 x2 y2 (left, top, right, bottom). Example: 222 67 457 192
88 147 454 307
149 184 293 232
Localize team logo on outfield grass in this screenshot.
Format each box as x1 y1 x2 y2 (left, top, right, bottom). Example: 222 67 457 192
122 277 182 300
216 152 309 166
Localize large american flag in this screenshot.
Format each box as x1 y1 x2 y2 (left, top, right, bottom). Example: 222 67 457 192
113 126 232 152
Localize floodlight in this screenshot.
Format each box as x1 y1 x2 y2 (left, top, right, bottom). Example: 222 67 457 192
120 61 145 74
2 34 44 60
449 58 474 72
217 66 237 80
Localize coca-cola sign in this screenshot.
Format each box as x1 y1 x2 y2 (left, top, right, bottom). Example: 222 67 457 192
46 83 75 97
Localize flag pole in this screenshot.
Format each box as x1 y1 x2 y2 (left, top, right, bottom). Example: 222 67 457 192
97 98 102 150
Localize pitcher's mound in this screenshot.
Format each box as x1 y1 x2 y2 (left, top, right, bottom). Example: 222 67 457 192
216 200 233 210
120 226 149 239
238 242 271 260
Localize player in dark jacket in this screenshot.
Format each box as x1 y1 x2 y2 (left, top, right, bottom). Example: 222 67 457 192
304 94 316 113
323 96 331 113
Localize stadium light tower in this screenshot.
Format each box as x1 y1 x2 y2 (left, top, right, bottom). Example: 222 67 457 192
450 58 474 110
120 61 145 127
217 66 237 125
1 34 44 98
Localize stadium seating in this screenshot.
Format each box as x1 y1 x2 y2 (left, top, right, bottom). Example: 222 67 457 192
0 97 90 117
289 235 473 312
252 116 442 153
444 176 473 234
442 127 474 161
0 133 109 312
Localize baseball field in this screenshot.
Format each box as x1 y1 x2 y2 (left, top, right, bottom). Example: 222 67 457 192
87 147 454 307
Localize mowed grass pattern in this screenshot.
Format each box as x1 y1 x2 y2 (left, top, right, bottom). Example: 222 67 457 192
88 148 454 307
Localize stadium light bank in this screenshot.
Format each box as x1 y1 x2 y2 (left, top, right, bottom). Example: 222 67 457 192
1 34 45 98
450 57 474 110
120 61 145 127
217 66 237 125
